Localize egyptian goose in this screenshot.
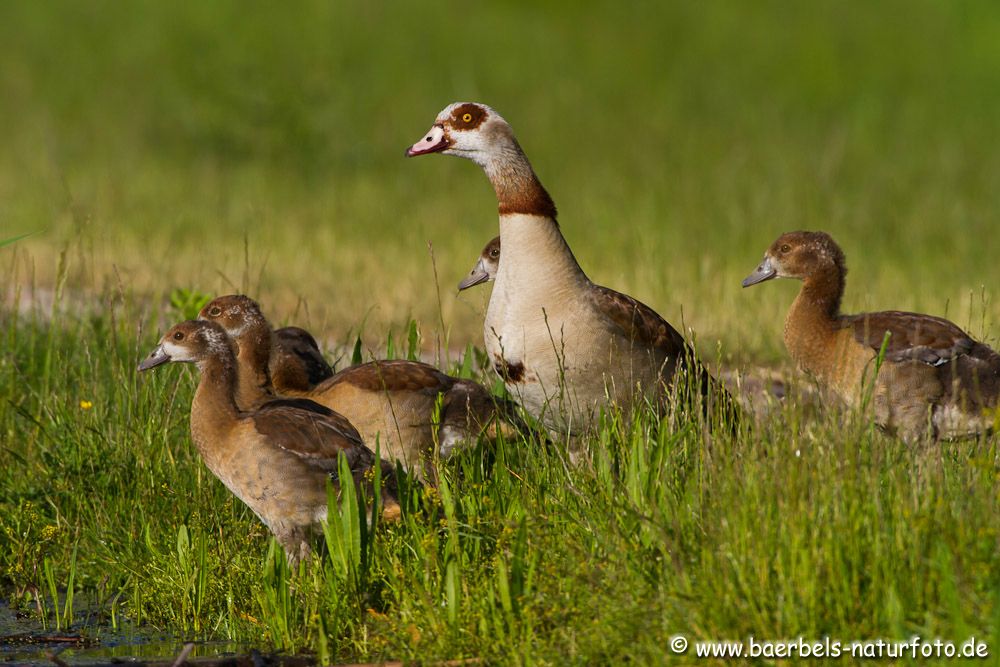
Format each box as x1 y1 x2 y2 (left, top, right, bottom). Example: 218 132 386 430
199 294 518 479
459 238 790 420
742 231 1000 440
408 103 728 433
458 236 500 291
272 326 335 391
199 297 333 401
137 320 399 564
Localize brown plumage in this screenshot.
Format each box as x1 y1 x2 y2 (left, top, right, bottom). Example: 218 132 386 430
588 285 689 356
845 311 978 365
743 230 1000 440
199 294 522 479
199 296 333 402
198 295 275 409
137 320 399 564
273 326 335 391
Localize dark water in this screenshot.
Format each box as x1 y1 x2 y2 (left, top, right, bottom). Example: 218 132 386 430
0 600 267 665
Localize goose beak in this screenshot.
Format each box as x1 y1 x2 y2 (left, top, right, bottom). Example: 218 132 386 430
742 257 777 288
405 124 450 157
457 259 491 291
138 345 171 372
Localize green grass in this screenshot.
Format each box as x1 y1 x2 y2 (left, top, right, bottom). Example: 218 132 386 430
3 0 1000 355
3 296 999 663
3 0 1000 664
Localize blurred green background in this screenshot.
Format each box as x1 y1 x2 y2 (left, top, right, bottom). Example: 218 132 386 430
2 0 999 360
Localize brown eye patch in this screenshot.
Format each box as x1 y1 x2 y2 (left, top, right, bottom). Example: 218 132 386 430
451 104 486 130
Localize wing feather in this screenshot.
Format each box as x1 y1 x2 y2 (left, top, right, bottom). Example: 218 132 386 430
589 284 687 356
272 327 335 390
315 360 455 395
844 311 977 365
252 405 372 475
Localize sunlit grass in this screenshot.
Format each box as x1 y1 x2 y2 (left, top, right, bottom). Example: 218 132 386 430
2 1 1000 355
2 282 999 663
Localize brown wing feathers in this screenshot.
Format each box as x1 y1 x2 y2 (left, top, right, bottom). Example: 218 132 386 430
590 284 732 410
316 360 455 395
273 326 335 390
590 284 688 355
252 404 372 474
845 311 978 365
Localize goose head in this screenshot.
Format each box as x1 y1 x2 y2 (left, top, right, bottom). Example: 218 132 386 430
742 231 846 287
405 102 514 166
458 236 500 291
138 320 233 371
199 294 269 338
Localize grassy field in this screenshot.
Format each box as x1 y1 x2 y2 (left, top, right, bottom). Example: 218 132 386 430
3 1 1000 664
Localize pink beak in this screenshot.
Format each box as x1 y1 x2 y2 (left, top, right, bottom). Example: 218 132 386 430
405 124 450 157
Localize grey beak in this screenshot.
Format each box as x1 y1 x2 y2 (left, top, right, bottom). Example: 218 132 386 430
137 345 171 372
457 259 490 291
742 256 778 288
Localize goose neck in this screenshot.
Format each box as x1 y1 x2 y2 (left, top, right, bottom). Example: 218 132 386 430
192 354 242 444
497 213 587 289
784 266 847 369
235 325 275 408
482 140 558 220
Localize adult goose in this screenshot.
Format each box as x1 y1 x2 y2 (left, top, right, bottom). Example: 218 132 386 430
199 294 520 479
138 320 399 564
743 231 1000 440
461 237 790 419
408 103 727 433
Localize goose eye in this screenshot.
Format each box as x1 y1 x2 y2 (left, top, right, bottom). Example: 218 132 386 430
490 249 499 258
780 244 791 254
173 331 185 341
208 307 222 317
462 113 473 123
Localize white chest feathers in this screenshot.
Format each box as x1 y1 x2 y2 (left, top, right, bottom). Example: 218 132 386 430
483 215 668 432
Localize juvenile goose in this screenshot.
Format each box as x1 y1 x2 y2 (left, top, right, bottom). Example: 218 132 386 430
200 297 333 400
137 320 399 564
272 326 335 391
742 231 1000 440
199 294 519 478
408 103 727 433
458 236 500 291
